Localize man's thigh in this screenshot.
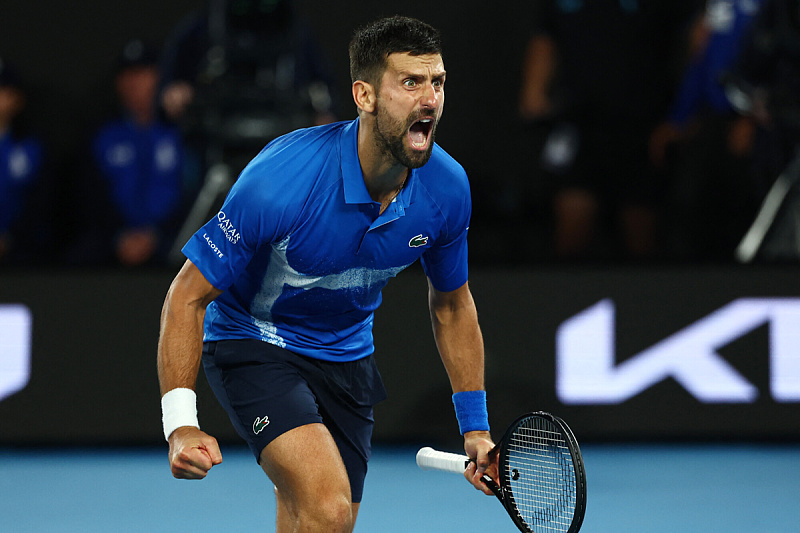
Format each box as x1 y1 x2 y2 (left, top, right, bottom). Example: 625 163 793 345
259 422 351 505
202 340 324 457
202 339 385 503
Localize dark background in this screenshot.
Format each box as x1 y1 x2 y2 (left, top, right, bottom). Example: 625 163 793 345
0 1 537 262
2 2 799 448
0 0 534 159
1 265 799 448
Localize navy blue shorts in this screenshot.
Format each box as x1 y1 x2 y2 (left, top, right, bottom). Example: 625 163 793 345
202 339 387 503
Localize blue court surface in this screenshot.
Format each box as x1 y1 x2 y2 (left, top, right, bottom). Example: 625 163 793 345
1 443 797 532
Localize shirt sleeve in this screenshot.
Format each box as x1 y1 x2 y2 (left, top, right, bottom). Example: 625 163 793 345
420 168 471 293
668 55 706 128
181 157 286 290
420 225 469 292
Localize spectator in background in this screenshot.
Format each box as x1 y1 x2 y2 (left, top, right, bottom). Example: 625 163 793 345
650 0 764 261
519 0 702 261
70 40 185 267
730 0 800 201
725 0 800 260
0 57 45 265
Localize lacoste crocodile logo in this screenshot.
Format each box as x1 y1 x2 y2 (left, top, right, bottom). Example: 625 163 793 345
253 415 270 434
409 234 429 247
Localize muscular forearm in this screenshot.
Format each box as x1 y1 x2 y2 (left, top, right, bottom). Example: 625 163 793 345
429 281 497 493
428 281 485 393
157 298 205 394
157 261 220 395
158 261 224 478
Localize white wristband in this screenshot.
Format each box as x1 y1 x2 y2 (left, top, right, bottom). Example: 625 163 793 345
161 388 199 441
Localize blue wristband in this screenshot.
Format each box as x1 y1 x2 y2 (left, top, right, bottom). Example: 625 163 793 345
452 390 489 435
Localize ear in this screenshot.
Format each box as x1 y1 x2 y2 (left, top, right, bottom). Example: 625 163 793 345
352 80 376 114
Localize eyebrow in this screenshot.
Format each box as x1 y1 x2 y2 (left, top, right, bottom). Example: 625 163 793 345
398 70 447 80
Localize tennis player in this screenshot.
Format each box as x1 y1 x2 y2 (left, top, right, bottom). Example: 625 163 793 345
157 15 496 532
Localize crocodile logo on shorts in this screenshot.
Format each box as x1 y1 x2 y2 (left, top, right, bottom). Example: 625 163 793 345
409 234 429 247
253 415 270 434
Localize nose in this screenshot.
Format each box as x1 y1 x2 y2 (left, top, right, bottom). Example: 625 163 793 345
420 82 439 110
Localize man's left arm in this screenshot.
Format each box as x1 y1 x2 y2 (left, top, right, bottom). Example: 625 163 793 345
427 279 498 495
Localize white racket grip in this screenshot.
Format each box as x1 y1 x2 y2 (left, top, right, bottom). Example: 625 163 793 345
416 447 469 474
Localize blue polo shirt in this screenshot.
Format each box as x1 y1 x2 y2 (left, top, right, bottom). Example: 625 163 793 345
92 118 183 229
183 118 471 361
669 0 763 127
0 132 42 233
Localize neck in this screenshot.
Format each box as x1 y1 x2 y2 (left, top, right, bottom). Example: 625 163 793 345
373 172 407 216
356 117 408 203
130 107 154 127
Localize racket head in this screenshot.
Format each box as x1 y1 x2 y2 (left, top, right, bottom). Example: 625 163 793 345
496 412 587 533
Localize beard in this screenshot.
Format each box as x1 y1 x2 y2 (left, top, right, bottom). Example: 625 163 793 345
373 103 437 169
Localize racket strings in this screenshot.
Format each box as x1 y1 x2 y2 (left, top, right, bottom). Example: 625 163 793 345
504 417 577 532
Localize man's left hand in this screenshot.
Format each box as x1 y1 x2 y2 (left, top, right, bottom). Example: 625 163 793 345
463 430 498 495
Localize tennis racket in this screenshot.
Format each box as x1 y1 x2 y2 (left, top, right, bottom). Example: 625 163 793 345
417 411 586 533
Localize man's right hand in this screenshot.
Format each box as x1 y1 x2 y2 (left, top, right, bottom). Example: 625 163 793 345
167 426 223 479
161 81 194 121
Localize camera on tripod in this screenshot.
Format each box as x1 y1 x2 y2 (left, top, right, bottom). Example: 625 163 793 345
168 0 334 264
182 0 330 154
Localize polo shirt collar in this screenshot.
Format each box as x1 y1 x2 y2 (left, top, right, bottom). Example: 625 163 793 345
340 117 416 206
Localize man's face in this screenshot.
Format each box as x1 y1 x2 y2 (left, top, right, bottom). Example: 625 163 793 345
373 52 445 169
116 65 159 117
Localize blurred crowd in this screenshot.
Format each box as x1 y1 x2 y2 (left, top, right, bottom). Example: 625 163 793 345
1 0 337 268
507 0 800 264
1 0 799 268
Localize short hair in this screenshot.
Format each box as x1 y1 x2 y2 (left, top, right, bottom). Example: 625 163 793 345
349 15 443 86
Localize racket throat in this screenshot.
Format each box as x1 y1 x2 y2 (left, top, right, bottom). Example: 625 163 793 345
481 474 504 500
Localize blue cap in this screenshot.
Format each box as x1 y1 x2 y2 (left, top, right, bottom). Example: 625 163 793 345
117 39 159 71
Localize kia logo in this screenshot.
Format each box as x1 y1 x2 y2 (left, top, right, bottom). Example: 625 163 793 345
0 304 32 402
557 298 800 404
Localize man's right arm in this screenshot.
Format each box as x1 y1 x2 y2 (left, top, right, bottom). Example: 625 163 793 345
157 259 224 479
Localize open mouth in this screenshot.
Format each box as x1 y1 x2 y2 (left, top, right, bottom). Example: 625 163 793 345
408 117 434 150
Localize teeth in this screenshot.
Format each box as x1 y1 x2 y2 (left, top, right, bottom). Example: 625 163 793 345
419 119 432 123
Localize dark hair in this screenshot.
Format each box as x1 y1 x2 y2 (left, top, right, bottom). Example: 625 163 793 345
349 15 442 86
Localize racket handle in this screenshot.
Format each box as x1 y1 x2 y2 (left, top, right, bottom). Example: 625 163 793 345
416 447 469 474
